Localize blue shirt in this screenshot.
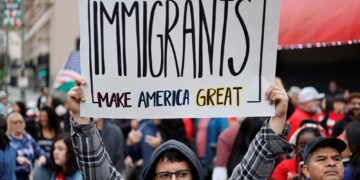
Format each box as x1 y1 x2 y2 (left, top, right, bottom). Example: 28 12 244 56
0 146 17 180
128 120 159 172
8 133 45 176
343 166 353 180
0 103 7 117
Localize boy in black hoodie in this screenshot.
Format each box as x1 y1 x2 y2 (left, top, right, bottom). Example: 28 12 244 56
142 140 203 180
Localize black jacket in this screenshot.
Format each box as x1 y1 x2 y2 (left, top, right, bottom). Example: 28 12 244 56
142 140 204 180
332 113 352 137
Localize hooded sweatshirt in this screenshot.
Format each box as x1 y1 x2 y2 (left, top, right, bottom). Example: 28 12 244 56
142 140 203 180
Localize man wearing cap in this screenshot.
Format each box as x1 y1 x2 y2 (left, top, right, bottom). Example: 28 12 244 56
287 87 325 140
302 137 346 180
332 92 360 137
0 91 8 117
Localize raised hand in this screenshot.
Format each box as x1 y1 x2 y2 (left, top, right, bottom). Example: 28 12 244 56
145 132 162 148
16 156 31 165
266 84 289 135
127 129 143 146
67 79 91 124
37 155 47 166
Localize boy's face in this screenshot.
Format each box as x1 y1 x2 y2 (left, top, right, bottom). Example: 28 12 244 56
155 159 192 180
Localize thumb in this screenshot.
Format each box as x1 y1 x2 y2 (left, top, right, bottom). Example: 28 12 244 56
156 132 161 138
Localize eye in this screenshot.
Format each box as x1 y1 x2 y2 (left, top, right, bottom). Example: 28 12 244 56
177 171 188 177
333 156 342 161
158 172 171 178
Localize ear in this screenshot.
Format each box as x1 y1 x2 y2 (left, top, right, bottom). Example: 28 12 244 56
302 164 310 178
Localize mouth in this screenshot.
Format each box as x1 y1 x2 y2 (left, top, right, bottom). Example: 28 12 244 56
324 171 339 176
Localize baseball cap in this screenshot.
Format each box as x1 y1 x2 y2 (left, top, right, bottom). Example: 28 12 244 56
302 137 346 163
298 86 324 103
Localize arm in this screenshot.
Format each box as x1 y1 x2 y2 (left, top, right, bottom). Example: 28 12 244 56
68 80 124 180
229 84 293 179
30 135 47 166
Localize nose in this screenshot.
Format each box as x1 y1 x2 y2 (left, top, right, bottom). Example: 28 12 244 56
53 149 58 156
171 174 177 180
326 158 336 166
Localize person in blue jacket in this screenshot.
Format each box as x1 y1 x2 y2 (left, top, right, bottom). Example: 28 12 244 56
0 114 16 180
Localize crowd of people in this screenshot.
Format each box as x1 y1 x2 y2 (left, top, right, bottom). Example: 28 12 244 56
0 79 359 180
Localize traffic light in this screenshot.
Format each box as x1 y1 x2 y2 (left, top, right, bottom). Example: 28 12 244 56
39 69 47 77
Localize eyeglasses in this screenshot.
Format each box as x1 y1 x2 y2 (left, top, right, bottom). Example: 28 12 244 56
155 170 191 180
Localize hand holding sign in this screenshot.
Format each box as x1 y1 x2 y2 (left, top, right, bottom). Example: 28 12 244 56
266 80 289 135
67 78 91 124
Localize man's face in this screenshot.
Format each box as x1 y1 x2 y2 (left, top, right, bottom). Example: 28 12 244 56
155 159 192 180
302 99 321 114
348 97 360 119
303 147 344 180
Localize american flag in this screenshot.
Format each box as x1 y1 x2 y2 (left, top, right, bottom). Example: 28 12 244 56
53 50 81 91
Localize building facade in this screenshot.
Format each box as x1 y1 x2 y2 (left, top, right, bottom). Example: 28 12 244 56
24 0 79 89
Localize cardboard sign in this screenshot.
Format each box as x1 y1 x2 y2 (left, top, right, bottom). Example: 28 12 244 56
79 0 280 119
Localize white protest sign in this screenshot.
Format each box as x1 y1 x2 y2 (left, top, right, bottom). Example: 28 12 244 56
79 0 280 119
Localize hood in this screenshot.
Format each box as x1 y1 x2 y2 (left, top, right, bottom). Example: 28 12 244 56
142 140 203 180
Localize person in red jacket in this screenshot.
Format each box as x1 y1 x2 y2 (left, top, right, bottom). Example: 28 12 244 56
319 94 346 136
287 87 324 141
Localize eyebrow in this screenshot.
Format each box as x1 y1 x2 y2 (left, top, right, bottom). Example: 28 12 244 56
315 154 341 159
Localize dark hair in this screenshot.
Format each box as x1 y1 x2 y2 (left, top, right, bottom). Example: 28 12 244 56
159 148 188 163
50 133 79 176
294 127 321 174
153 149 197 179
158 119 192 149
14 101 27 117
297 119 321 156
0 115 10 150
295 127 321 153
345 121 360 180
40 106 61 135
348 92 360 102
226 117 265 176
